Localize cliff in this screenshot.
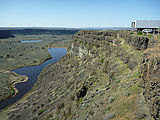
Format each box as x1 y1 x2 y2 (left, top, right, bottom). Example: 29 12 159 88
1 30 159 120
140 44 160 119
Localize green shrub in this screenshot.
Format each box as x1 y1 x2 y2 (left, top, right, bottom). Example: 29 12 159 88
146 35 152 38
38 108 46 115
100 58 104 63
116 80 120 84
79 97 83 103
137 32 143 35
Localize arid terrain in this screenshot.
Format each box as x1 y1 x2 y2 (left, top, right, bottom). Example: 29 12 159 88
0 29 77 101
0 30 159 120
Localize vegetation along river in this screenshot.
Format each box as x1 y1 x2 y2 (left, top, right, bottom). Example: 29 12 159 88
0 48 67 110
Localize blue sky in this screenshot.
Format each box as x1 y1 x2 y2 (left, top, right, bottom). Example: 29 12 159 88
0 0 159 27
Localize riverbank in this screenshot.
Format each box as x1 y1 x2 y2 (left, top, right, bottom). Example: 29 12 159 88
0 72 28 102
0 34 72 103
8 72 28 101
0 48 67 110
0 47 50 102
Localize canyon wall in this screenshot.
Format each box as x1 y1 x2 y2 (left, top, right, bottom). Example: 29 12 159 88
2 30 159 120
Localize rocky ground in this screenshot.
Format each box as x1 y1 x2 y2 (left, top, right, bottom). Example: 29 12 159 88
0 30 159 120
140 43 160 119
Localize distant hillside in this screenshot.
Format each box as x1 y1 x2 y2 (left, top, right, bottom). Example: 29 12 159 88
80 27 135 30
10 29 79 35
0 30 14 39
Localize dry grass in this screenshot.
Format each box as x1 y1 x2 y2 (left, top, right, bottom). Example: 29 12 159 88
144 44 160 58
111 95 138 120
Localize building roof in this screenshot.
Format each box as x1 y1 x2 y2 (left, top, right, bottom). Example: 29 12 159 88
134 20 160 28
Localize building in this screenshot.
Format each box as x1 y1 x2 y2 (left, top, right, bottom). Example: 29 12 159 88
131 20 160 33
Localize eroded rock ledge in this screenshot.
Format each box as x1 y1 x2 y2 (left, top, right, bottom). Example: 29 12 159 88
140 45 160 120
1 30 159 120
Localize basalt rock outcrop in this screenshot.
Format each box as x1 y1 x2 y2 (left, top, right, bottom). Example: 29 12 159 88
0 30 159 120
140 45 160 120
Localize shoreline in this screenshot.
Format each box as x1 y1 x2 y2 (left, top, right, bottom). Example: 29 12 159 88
0 43 68 109
0 72 28 102
0 46 52 73
0 47 51 103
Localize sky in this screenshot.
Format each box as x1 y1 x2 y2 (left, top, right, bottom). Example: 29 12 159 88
0 0 160 28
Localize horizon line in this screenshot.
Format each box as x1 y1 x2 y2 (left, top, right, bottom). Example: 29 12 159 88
0 26 131 28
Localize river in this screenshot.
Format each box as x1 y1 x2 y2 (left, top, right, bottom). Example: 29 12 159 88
0 48 67 110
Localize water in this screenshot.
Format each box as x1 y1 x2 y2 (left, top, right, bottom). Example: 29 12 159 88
0 48 67 110
20 40 43 43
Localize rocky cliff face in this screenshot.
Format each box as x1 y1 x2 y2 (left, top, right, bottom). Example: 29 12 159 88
1 30 159 120
140 45 160 120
